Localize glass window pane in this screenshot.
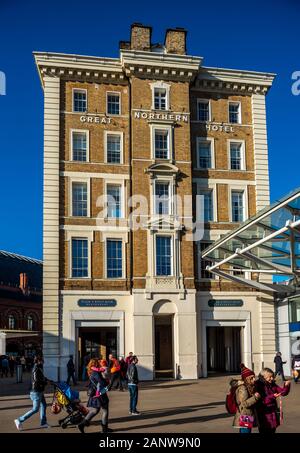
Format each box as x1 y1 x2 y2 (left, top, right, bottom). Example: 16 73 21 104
199 190 213 222
156 236 172 276
199 242 214 279
230 142 242 170
232 191 244 222
107 185 121 218
107 94 120 115
229 103 240 123
197 101 209 121
73 132 87 161
107 134 121 163
107 240 122 278
72 182 87 217
155 129 169 159
154 88 167 110
155 182 170 214
73 90 87 112
72 239 88 277
198 141 212 168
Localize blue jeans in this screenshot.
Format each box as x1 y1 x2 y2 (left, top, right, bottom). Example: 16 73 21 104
239 427 252 434
128 384 138 412
19 391 47 425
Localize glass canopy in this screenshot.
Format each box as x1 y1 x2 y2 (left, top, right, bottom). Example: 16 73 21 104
202 187 300 297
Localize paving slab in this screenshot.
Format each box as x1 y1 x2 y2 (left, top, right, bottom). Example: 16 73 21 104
0 373 298 433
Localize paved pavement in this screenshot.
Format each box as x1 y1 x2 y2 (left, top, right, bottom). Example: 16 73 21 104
0 373 299 433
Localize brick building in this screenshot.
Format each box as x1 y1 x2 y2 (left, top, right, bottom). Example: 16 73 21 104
35 24 275 380
0 251 42 356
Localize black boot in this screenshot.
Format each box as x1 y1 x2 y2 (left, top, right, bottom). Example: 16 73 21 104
101 423 113 433
78 419 89 434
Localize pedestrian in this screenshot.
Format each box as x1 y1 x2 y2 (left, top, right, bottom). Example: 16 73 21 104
119 356 128 391
20 356 26 372
291 354 300 383
274 352 286 381
107 354 121 390
14 355 49 430
230 364 261 434
8 356 15 377
66 355 77 385
82 353 90 381
127 355 140 415
125 352 133 366
1 356 9 378
256 368 291 433
77 358 112 433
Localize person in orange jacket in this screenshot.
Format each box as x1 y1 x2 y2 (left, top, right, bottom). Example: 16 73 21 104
107 354 121 390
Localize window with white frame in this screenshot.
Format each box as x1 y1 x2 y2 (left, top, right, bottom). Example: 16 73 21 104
199 189 214 222
229 102 241 124
231 190 245 222
197 138 213 169
155 181 170 215
72 131 88 161
71 238 88 278
8 314 16 330
106 239 122 278
198 241 215 279
107 92 120 115
197 99 210 121
230 142 244 170
72 182 88 217
27 315 34 331
106 133 122 164
156 236 172 276
154 129 169 159
107 185 122 218
154 88 167 110
73 89 87 112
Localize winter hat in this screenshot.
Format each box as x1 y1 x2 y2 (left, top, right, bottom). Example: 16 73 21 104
240 363 255 380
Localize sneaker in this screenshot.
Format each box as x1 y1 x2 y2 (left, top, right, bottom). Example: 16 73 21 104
14 419 23 431
129 411 132 415
131 411 141 416
40 423 50 429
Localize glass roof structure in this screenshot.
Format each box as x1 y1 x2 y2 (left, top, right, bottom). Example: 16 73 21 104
202 188 300 297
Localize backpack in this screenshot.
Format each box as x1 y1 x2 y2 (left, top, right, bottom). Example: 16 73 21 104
225 386 238 414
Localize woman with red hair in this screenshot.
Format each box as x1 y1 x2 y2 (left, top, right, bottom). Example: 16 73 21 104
77 358 112 433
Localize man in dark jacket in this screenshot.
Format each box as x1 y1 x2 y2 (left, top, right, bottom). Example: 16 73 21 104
274 352 286 381
66 355 77 385
127 355 140 415
14 356 49 430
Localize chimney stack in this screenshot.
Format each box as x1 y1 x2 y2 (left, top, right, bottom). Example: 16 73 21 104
130 23 152 51
19 272 29 293
165 28 187 55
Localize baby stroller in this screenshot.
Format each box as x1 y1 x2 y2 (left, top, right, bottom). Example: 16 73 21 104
51 381 89 429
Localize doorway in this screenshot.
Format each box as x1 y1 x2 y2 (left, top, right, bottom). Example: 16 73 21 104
78 326 118 375
154 315 174 378
207 326 242 374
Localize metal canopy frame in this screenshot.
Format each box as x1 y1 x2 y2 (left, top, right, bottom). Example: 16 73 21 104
202 188 300 297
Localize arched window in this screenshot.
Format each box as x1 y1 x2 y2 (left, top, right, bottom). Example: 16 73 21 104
27 315 34 331
8 314 16 330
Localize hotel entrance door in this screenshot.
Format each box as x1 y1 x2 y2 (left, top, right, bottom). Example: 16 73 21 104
154 315 174 378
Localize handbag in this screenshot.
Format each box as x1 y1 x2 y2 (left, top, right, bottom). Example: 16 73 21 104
239 415 254 429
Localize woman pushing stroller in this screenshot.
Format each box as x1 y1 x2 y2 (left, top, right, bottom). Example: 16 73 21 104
78 358 112 433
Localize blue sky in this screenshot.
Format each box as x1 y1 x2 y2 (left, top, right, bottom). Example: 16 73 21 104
0 0 299 260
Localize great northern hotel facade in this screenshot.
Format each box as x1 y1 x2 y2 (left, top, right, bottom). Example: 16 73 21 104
35 24 276 380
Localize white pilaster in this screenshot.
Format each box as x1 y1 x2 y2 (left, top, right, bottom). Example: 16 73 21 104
43 76 60 380
252 93 270 210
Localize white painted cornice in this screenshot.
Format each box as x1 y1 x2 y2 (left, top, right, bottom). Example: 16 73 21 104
194 66 276 94
34 52 124 88
120 49 202 80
